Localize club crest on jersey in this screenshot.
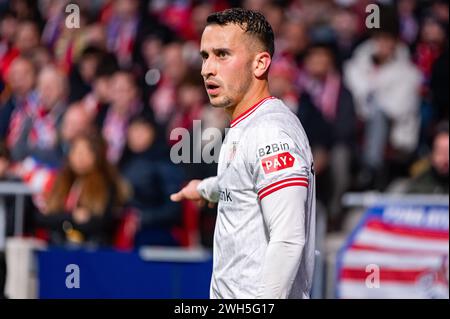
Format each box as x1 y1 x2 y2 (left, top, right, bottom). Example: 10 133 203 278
226 141 238 168
261 151 295 174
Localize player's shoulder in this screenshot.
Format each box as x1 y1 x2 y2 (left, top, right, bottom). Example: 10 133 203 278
257 97 296 119
247 98 305 139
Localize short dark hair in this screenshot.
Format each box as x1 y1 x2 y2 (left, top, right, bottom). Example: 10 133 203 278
94 52 119 79
370 4 400 39
206 8 275 57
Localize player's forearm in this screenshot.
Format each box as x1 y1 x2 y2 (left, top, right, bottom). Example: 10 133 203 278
258 239 304 298
197 176 220 203
258 186 308 298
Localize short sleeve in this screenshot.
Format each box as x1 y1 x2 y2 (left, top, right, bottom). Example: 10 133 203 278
245 125 311 201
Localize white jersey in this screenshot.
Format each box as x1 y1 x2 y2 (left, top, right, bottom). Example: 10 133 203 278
198 96 316 299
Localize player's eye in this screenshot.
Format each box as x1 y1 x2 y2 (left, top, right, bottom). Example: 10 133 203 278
217 50 228 58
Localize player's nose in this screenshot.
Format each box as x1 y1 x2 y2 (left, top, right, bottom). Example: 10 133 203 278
201 59 217 78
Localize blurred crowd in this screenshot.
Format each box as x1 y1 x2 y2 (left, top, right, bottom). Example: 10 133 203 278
0 0 448 253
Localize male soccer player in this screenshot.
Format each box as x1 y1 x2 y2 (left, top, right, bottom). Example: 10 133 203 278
170 8 316 299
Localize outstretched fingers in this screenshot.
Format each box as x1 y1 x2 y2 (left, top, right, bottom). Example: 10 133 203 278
170 189 185 202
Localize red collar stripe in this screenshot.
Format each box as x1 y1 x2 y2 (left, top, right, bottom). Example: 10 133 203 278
230 96 275 128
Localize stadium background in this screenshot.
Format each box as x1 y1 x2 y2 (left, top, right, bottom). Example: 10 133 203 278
0 0 448 299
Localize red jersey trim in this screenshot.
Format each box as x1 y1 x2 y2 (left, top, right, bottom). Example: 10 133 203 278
258 177 308 200
230 96 275 128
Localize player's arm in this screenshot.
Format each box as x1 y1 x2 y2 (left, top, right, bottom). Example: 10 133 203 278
170 176 219 207
196 176 220 203
257 183 307 298
248 122 311 298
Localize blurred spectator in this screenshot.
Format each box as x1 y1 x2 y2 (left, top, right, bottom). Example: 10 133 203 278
297 42 357 224
104 0 150 69
59 102 94 156
330 5 361 64
53 21 89 74
397 0 419 45
270 57 300 112
119 114 184 246
430 45 449 122
40 0 69 50
9 0 43 25
412 13 448 152
139 34 166 107
68 46 105 103
29 45 53 72
101 70 142 163
414 15 447 90
344 19 421 189
277 18 309 65
150 42 189 126
167 70 205 141
36 133 129 246
0 10 18 70
261 1 285 38
0 19 40 79
406 122 449 194
430 0 449 25
152 0 213 43
0 56 36 140
81 51 119 121
42 1 108 74
9 65 67 167
83 22 108 50
189 1 215 42
153 0 216 43
14 19 41 55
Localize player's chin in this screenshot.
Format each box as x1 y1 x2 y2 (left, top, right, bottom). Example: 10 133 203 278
208 95 225 108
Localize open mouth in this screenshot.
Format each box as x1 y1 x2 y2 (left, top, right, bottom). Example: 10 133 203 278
206 83 219 89
206 83 220 95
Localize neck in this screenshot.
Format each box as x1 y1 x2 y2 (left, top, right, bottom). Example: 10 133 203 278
227 82 271 122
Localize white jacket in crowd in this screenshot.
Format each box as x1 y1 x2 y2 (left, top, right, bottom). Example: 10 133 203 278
344 39 422 152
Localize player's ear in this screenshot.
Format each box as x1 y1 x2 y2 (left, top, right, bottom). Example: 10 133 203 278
253 51 271 78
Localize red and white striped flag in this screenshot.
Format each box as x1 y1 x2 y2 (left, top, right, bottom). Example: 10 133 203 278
336 205 449 299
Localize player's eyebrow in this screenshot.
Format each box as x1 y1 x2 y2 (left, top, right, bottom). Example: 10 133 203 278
212 48 231 56
200 48 232 59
